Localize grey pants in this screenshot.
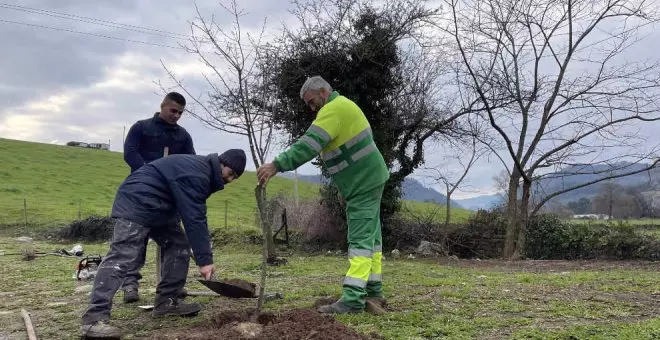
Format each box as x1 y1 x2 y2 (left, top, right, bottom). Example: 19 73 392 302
81 218 191 325
121 218 181 291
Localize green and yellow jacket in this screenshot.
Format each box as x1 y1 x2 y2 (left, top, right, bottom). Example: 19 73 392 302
274 91 389 199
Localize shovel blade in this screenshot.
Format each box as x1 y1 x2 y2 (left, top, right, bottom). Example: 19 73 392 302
198 279 256 298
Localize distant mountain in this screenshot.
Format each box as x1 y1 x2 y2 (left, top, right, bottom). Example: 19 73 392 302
401 178 463 208
537 162 660 203
455 194 503 211
278 172 463 207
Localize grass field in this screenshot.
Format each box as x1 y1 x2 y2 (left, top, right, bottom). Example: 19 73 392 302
1 237 660 339
0 138 472 231
0 138 319 229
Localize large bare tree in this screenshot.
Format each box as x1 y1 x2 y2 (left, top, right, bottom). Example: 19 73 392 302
160 0 280 260
426 118 489 228
438 0 660 258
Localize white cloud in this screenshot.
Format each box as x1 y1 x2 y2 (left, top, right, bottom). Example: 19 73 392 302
25 94 73 113
0 114 45 140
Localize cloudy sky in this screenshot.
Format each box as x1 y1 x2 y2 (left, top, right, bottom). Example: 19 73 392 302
1 0 658 199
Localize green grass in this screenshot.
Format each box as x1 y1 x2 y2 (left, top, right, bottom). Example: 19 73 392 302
400 201 473 224
0 138 317 229
1 238 660 339
0 138 473 230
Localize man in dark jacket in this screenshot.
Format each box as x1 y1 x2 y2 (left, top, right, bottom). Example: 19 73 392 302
80 150 246 339
121 92 195 303
124 92 195 172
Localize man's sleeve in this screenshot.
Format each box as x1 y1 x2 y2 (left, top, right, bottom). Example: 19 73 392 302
123 123 145 172
183 131 196 155
274 109 341 172
169 176 213 266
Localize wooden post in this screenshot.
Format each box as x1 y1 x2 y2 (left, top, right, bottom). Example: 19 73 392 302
23 198 28 230
224 200 228 228
156 147 169 285
293 169 299 207
21 308 37 340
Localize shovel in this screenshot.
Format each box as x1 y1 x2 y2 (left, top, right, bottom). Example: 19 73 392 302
198 276 257 298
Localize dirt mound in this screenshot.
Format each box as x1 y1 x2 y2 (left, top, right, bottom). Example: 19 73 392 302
153 308 371 340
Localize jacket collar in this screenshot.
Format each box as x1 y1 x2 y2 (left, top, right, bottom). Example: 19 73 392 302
152 112 180 129
327 91 339 103
208 153 225 192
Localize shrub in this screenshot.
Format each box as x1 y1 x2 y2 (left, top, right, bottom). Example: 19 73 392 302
211 228 263 246
525 214 660 260
55 216 114 242
447 209 507 258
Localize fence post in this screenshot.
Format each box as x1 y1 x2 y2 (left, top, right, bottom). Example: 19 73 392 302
225 200 228 228
23 198 28 231
78 200 82 220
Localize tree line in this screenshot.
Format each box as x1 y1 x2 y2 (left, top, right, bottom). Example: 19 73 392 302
161 0 660 259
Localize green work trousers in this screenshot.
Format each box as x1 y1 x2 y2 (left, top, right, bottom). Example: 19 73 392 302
341 184 384 309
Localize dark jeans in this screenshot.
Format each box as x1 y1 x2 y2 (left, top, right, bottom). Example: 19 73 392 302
81 218 190 325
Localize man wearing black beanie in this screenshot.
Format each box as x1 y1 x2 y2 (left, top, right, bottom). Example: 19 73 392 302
80 150 246 339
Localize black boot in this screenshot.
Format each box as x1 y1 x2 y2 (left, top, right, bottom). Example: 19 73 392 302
80 320 121 339
152 297 201 318
123 288 139 304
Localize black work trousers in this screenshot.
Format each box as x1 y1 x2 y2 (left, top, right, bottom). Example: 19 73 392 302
81 218 190 325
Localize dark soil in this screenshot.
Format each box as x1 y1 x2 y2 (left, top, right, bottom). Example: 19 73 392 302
152 308 372 340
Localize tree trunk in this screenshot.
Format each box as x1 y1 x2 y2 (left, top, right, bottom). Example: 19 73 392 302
513 179 532 259
254 184 276 259
502 173 520 259
253 184 268 320
443 193 451 255
444 194 451 229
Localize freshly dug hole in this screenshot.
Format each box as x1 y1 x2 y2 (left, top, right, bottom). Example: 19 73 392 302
152 308 371 340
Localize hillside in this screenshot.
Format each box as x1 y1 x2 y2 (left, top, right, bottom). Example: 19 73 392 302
537 162 660 203
453 163 660 211
0 138 473 230
279 173 464 207
0 138 319 229
455 194 503 211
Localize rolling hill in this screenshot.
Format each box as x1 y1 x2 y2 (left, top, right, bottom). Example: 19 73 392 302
279 173 464 207
536 163 660 202
0 138 319 229
454 194 503 211
0 138 473 230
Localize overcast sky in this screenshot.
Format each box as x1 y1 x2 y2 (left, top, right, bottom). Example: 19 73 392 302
1 1 658 199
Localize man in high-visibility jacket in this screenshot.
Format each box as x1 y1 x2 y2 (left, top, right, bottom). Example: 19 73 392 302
257 76 389 313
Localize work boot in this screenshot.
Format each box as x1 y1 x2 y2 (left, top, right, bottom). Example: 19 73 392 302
366 296 387 308
317 300 363 314
80 320 121 339
152 298 201 318
123 288 139 303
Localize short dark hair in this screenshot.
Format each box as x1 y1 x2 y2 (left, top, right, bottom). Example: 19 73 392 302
165 92 186 106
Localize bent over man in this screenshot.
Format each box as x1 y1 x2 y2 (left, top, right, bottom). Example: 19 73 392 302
257 76 389 313
81 149 246 339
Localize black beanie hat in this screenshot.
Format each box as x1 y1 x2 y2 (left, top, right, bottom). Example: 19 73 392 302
218 149 247 178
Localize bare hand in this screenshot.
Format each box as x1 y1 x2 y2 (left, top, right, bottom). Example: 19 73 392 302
257 162 278 185
199 264 215 280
